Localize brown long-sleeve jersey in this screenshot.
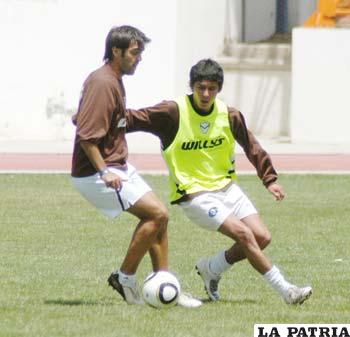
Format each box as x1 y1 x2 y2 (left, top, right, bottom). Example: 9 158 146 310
127 96 278 187
71 63 128 177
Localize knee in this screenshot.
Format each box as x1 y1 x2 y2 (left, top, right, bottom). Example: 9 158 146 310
155 206 169 226
236 226 256 247
150 205 168 233
256 229 271 249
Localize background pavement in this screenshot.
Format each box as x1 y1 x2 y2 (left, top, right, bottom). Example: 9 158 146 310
1 137 350 173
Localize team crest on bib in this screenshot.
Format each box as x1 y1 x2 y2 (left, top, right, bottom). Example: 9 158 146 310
200 121 210 134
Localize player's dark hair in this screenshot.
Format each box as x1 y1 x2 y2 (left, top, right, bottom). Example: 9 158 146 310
103 25 151 62
189 59 224 91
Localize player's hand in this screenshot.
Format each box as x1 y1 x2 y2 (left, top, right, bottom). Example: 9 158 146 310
267 182 285 201
101 172 126 191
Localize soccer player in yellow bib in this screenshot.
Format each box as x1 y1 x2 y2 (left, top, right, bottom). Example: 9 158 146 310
127 59 312 305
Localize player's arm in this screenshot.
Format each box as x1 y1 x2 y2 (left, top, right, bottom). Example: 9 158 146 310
76 78 124 189
126 101 179 150
266 182 285 201
80 140 124 190
229 108 285 200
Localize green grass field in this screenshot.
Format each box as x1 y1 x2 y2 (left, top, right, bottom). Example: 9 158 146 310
1 174 350 337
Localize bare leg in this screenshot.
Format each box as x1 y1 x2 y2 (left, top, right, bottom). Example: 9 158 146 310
218 214 272 274
201 215 312 304
148 224 168 271
224 214 271 265
120 191 168 274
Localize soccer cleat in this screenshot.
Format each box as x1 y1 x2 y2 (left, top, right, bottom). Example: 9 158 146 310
177 293 203 308
108 271 144 305
283 286 313 305
195 258 221 301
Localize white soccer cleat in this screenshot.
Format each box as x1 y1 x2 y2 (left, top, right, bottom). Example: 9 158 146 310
283 286 313 305
195 258 221 301
177 293 203 308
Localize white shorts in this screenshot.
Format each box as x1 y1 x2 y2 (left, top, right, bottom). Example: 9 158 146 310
71 163 152 219
179 183 257 231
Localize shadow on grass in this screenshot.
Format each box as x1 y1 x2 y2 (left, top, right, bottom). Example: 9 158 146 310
45 298 114 306
200 298 258 305
45 297 258 307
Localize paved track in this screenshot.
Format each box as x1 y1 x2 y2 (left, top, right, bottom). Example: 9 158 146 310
1 153 349 173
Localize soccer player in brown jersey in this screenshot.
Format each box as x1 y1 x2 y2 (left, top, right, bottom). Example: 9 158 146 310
71 25 201 307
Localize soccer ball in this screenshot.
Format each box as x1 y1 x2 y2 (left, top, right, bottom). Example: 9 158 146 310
142 271 181 308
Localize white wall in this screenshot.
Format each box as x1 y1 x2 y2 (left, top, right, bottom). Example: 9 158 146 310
0 0 231 151
291 28 350 144
2 1 348 150
130 0 230 152
221 69 291 138
174 0 227 97
0 0 176 144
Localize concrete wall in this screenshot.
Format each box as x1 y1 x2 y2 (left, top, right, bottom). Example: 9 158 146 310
0 0 177 145
0 0 232 152
1 0 349 151
220 67 291 138
291 28 350 144
288 0 317 30
1 0 233 152
174 0 227 97
243 0 276 42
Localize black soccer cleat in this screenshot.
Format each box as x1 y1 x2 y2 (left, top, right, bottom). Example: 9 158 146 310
108 271 143 304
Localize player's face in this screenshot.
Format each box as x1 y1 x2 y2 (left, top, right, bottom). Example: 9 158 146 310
118 41 144 75
192 80 220 112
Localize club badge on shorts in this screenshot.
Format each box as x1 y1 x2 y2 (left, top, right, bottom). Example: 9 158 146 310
208 207 218 217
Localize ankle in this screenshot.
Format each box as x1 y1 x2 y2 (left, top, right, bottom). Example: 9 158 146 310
118 270 137 286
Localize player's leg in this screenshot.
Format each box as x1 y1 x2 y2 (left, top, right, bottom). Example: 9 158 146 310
107 165 170 303
107 192 168 305
72 167 167 304
224 214 271 264
180 185 265 299
193 209 312 304
194 184 271 299
218 216 312 304
195 214 270 301
218 216 272 274
123 190 169 274
196 214 270 300
148 224 169 272
125 191 202 308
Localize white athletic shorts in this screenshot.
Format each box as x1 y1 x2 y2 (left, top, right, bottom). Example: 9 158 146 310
71 163 151 219
179 183 257 231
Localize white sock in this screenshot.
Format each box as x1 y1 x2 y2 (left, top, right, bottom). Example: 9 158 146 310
263 265 292 295
208 250 232 276
118 270 136 286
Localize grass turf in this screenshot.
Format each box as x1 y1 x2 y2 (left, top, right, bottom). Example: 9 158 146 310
0 174 349 337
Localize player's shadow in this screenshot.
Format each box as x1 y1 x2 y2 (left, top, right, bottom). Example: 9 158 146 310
44 298 114 306
200 298 258 305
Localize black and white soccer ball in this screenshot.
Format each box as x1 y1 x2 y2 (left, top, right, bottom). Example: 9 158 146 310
142 271 180 308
